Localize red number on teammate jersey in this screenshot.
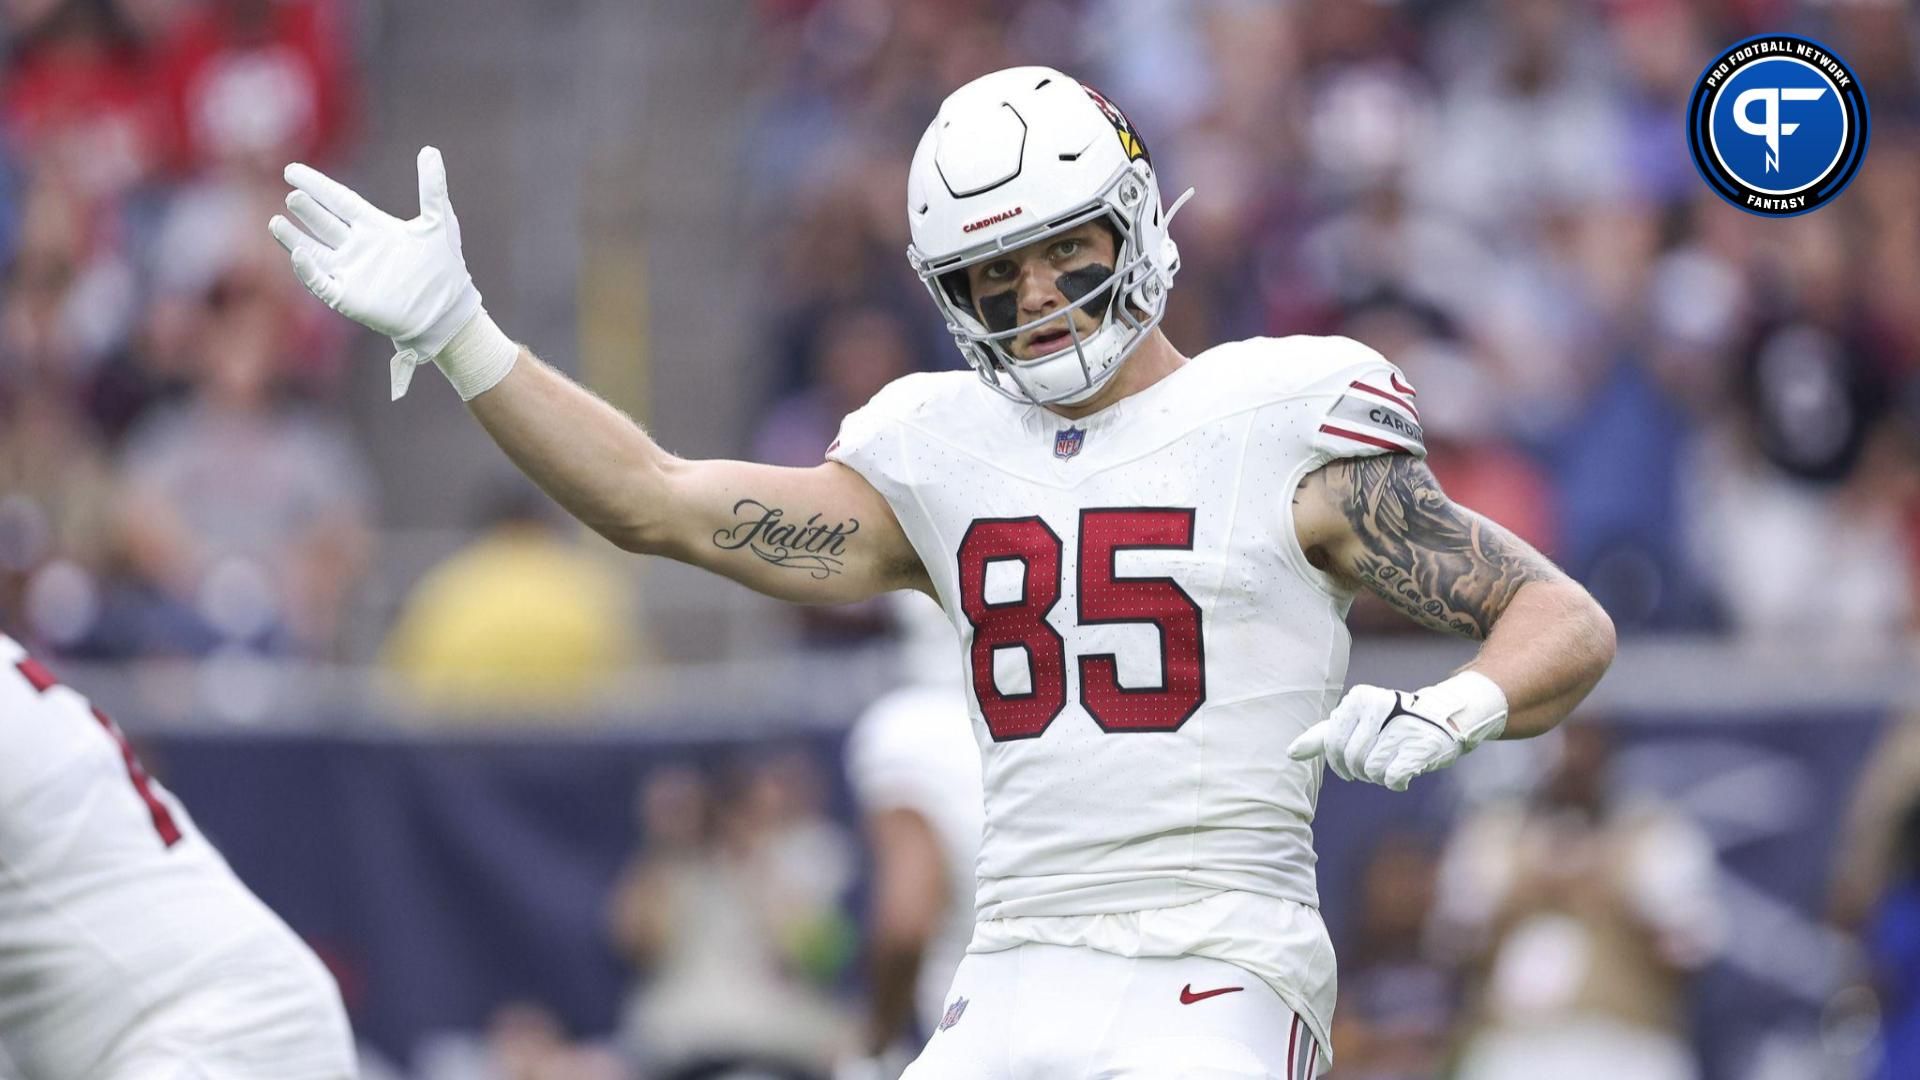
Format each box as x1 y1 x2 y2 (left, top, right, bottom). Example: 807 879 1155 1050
1077 508 1205 732
14 656 184 848
956 517 1069 740
956 509 1206 741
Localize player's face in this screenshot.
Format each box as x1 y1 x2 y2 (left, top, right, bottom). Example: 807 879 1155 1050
965 222 1117 362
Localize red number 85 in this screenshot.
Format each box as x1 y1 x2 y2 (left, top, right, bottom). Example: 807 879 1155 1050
956 508 1206 742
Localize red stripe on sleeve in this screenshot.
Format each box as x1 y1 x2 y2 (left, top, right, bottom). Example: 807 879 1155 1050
1348 380 1420 419
15 657 56 693
1318 423 1416 453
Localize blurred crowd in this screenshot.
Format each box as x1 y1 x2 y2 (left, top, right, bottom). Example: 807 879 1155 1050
2 0 1916 671
742 0 1920 643
358 748 864 1080
1332 724 1727 1080
0 0 375 663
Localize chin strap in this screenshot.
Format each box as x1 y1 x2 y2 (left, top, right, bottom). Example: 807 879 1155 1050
1163 185 1197 225
1000 317 1128 406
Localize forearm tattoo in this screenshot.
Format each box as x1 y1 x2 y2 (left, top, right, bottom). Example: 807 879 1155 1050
711 498 860 579
1326 456 1559 639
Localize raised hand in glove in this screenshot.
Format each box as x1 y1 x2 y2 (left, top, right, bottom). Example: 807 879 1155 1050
269 146 517 401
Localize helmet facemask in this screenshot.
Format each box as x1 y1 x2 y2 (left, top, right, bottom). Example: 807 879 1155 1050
911 162 1190 407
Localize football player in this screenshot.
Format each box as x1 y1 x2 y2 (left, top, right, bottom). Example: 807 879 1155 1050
0 635 357 1079
269 66 1614 1079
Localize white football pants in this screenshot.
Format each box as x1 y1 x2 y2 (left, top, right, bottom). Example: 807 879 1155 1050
902 944 1319 1080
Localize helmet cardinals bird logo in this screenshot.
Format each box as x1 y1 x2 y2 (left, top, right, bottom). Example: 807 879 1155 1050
1083 85 1149 163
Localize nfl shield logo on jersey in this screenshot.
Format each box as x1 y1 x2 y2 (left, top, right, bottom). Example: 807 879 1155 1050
1053 426 1086 460
938 995 969 1031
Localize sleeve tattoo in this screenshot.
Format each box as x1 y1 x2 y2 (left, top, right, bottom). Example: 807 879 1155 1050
1324 454 1561 639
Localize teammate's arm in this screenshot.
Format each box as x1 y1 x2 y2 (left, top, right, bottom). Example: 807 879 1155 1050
859 806 950 1055
267 148 930 605
1289 453 1615 788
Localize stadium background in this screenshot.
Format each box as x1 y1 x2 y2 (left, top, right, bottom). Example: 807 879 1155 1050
0 0 1916 1077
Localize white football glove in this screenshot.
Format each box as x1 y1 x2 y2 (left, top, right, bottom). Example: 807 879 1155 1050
268 146 518 401
1287 671 1509 791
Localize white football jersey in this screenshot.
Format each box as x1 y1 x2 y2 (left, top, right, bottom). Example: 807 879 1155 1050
828 334 1424 1060
0 635 352 1079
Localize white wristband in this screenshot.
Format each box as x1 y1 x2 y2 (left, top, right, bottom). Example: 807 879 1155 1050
1410 670 1509 751
388 309 520 401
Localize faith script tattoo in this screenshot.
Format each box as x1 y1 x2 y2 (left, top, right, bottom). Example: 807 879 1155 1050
711 499 860 580
1326 455 1559 639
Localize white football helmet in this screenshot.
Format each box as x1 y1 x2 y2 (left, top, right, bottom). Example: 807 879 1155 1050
906 67 1193 406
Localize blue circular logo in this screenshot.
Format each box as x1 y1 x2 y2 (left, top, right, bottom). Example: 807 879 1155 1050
1688 35 1869 217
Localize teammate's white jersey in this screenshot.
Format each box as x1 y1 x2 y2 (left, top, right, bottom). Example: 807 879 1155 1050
847 679 983 1033
0 635 355 1079
828 335 1424 1061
